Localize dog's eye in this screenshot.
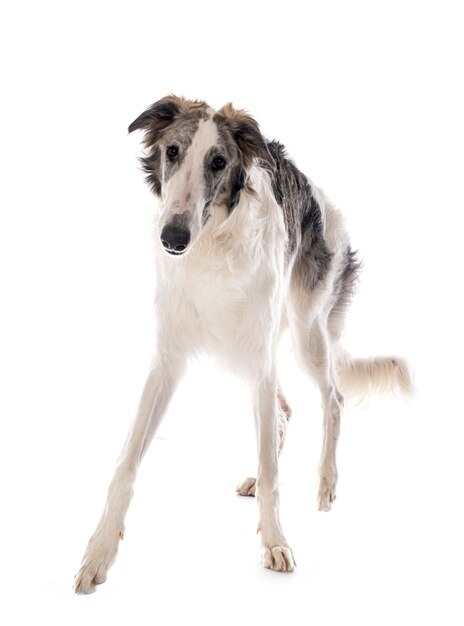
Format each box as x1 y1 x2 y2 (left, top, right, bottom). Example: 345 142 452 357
212 156 226 171
166 145 179 159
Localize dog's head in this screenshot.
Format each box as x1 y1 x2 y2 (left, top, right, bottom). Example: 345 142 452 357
128 95 274 256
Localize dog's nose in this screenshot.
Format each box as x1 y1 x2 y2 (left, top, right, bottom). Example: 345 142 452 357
160 224 191 254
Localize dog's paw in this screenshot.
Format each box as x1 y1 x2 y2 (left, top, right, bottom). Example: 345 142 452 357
236 477 256 497
73 532 120 594
74 559 107 595
261 545 296 572
317 474 337 512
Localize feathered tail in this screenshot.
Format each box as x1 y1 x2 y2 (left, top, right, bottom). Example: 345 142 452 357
336 350 414 402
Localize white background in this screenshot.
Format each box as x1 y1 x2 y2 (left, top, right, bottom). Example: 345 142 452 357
1 1 463 624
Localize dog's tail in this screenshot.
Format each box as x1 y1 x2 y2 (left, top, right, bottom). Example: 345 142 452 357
336 349 414 402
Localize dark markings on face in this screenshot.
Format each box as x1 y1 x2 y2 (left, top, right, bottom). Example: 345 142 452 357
266 140 333 289
143 116 205 193
200 145 231 220
213 105 275 214
128 95 209 195
129 96 276 219
210 124 246 213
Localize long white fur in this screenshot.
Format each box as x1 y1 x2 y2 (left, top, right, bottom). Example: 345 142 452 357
337 351 414 402
74 118 412 593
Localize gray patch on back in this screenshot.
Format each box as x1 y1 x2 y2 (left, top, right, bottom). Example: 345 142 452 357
328 247 361 339
267 140 333 291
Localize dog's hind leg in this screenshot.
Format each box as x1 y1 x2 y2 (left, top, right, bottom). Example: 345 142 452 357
289 291 343 512
74 356 184 594
236 385 291 497
309 323 343 512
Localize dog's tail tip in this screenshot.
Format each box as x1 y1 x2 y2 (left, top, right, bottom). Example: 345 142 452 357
337 353 415 404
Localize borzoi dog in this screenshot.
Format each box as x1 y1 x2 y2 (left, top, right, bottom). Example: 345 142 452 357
74 95 412 593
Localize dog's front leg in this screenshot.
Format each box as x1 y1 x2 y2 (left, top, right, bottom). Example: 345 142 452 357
74 356 183 594
255 372 296 572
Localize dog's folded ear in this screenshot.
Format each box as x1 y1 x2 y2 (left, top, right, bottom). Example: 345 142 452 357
128 95 184 145
215 103 275 171
128 95 210 149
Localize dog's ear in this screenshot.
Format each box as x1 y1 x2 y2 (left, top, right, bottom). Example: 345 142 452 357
216 103 275 171
128 95 185 146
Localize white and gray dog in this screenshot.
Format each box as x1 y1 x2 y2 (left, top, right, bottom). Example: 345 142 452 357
74 95 412 593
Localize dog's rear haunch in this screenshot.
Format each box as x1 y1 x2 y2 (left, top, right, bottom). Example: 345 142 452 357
74 95 413 594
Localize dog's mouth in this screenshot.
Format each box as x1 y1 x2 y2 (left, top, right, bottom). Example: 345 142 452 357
165 248 186 256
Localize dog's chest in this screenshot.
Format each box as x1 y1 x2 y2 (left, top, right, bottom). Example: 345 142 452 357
156 183 286 364
158 244 276 363
175 259 254 339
